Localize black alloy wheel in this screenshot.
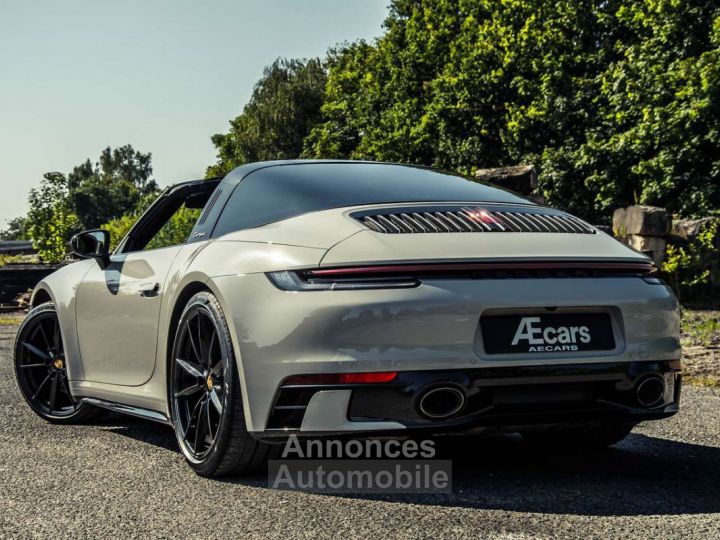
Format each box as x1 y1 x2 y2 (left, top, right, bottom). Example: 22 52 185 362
170 292 272 477
14 302 100 423
171 304 228 459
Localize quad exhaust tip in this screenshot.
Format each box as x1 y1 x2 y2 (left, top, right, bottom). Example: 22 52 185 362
418 386 466 419
636 376 666 408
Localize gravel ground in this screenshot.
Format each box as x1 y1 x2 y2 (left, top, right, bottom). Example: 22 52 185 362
2 319 720 539
681 308 720 386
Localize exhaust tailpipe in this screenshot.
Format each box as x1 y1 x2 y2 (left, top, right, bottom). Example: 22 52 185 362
418 386 466 419
636 376 666 408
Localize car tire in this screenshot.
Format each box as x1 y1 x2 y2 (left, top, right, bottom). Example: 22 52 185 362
169 291 272 477
14 302 103 424
521 422 634 451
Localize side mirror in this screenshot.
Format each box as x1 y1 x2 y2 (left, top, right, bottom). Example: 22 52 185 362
71 229 111 268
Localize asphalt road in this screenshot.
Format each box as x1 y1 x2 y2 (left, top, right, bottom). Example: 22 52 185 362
2 321 720 539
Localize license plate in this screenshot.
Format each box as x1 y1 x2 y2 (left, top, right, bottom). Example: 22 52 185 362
481 312 615 354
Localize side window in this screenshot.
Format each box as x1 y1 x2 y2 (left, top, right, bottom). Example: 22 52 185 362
188 185 229 241
144 204 201 251
119 180 220 254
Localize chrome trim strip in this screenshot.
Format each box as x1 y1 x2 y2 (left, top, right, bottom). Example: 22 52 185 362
81 397 171 425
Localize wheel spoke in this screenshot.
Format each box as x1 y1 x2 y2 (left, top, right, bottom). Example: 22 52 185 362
206 400 214 442
211 361 224 378
48 377 58 410
176 358 203 379
186 319 202 363
175 384 203 398
209 330 224 377
31 375 51 401
22 342 50 361
184 398 202 439
53 319 61 351
59 377 73 399
206 330 216 367
37 320 52 352
196 316 205 366
209 388 223 414
19 363 46 369
193 398 209 451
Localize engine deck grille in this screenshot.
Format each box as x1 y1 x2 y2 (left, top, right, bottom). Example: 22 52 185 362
352 205 595 234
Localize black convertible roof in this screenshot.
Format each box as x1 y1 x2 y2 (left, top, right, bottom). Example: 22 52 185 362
219 160 528 203
167 161 529 208
220 160 389 187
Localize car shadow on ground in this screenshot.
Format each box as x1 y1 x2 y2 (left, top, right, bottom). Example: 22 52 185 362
94 413 180 453
107 416 720 517
403 433 720 516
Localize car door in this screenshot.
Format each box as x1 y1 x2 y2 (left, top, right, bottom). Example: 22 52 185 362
74 179 219 386
75 246 181 385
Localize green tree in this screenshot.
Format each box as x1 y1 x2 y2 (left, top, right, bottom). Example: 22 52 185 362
662 219 720 301
101 212 139 251
101 193 200 251
145 207 201 250
305 0 720 221
26 173 80 263
207 58 327 177
0 217 28 240
301 43 375 159
305 0 620 219
67 145 159 229
578 1 720 218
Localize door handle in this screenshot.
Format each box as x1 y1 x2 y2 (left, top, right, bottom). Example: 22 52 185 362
139 283 160 298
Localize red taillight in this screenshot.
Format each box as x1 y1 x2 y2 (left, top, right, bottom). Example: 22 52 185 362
284 371 398 385
307 261 655 278
464 207 499 225
340 372 398 383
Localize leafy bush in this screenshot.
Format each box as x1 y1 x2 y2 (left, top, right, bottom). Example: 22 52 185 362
26 173 80 263
304 0 720 222
662 219 720 303
145 207 200 251
0 254 30 267
101 212 140 251
101 200 200 251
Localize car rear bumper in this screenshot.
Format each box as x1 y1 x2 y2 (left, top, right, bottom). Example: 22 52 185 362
259 360 680 437
211 273 680 433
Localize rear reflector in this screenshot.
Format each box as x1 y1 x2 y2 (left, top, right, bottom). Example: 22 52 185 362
284 371 398 385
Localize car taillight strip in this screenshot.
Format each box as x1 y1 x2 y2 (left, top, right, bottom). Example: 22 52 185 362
283 371 399 385
307 261 655 278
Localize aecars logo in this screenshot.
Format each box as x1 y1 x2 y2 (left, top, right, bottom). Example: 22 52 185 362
511 316 591 352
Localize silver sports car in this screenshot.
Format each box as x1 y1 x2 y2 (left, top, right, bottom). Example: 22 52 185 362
14 160 681 477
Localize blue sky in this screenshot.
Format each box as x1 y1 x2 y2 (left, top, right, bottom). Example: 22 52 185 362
0 0 388 225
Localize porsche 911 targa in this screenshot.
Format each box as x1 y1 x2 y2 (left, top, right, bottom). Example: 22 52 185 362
14 160 681 477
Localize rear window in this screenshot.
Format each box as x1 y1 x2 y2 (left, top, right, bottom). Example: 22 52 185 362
212 162 528 236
